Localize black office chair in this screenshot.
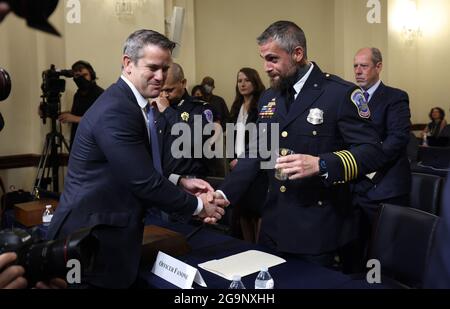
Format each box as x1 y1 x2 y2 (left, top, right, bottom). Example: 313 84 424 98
440 125 450 138
369 204 439 288
410 172 443 215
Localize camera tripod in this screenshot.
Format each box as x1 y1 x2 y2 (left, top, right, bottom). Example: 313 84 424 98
33 117 70 197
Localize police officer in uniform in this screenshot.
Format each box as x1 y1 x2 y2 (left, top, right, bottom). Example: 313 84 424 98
216 21 385 266
151 62 218 186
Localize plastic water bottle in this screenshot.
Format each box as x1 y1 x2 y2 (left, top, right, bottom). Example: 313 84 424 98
422 134 428 146
255 266 274 289
229 275 246 289
42 205 53 226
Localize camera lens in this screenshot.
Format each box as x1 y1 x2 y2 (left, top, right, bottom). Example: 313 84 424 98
18 227 98 283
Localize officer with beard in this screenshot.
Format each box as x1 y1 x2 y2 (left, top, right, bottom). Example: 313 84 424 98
58 61 104 148
216 21 386 268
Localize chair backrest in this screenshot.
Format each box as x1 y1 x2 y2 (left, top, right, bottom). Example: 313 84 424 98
410 172 443 215
370 204 439 288
439 125 450 138
418 146 450 169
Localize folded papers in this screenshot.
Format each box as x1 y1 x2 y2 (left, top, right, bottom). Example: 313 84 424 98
198 250 286 280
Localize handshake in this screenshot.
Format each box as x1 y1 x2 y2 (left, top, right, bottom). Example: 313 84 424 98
178 178 229 224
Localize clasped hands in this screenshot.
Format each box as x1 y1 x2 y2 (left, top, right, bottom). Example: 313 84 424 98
178 177 229 224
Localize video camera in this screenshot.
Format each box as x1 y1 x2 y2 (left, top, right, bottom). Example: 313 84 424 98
39 64 74 124
0 226 98 285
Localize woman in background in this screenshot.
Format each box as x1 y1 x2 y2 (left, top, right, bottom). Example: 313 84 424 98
191 84 206 101
228 67 267 243
423 107 447 138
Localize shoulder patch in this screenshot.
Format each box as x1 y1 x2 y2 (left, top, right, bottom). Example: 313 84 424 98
350 89 371 119
203 109 213 123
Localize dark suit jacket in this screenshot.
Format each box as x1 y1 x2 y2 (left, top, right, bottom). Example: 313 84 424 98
47 78 197 288
353 82 411 201
220 64 386 255
424 176 450 288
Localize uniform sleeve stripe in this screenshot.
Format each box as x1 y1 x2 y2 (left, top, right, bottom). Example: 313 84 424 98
342 150 358 179
339 151 355 180
334 152 350 182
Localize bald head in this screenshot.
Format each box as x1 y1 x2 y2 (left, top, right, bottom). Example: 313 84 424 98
166 62 185 84
353 47 383 90
161 62 187 103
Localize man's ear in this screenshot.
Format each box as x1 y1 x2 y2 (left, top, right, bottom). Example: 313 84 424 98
122 55 133 74
376 61 383 73
292 46 305 64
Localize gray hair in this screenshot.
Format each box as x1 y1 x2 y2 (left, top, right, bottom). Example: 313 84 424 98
370 47 383 65
123 29 176 64
257 20 307 59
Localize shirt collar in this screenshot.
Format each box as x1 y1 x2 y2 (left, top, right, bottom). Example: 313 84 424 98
364 79 381 101
293 62 314 98
120 75 149 109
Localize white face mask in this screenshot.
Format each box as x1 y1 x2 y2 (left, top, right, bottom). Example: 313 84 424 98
203 84 213 94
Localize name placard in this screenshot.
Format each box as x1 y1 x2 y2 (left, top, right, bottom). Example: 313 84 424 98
151 251 206 289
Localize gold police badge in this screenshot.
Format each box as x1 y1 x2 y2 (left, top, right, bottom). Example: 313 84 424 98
181 112 190 122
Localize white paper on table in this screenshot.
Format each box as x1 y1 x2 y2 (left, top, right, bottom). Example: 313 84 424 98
198 250 286 280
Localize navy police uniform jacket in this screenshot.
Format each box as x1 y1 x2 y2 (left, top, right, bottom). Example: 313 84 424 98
219 64 385 255
353 82 411 201
46 78 198 288
157 91 217 178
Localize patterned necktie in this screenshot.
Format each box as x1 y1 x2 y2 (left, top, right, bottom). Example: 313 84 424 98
145 104 162 174
363 91 370 102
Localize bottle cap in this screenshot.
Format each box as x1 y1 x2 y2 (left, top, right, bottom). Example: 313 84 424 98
260 266 268 272
46 205 52 209
232 275 241 281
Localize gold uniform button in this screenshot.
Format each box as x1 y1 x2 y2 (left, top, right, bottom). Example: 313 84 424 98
280 186 287 193
312 130 317 136
326 73 330 77
318 201 323 206
281 131 288 138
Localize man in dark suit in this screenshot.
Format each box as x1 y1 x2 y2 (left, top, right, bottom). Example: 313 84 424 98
342 47 412 272
216 21 385 266
352 47 412 220
47 30 227 288
424 175 450 288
